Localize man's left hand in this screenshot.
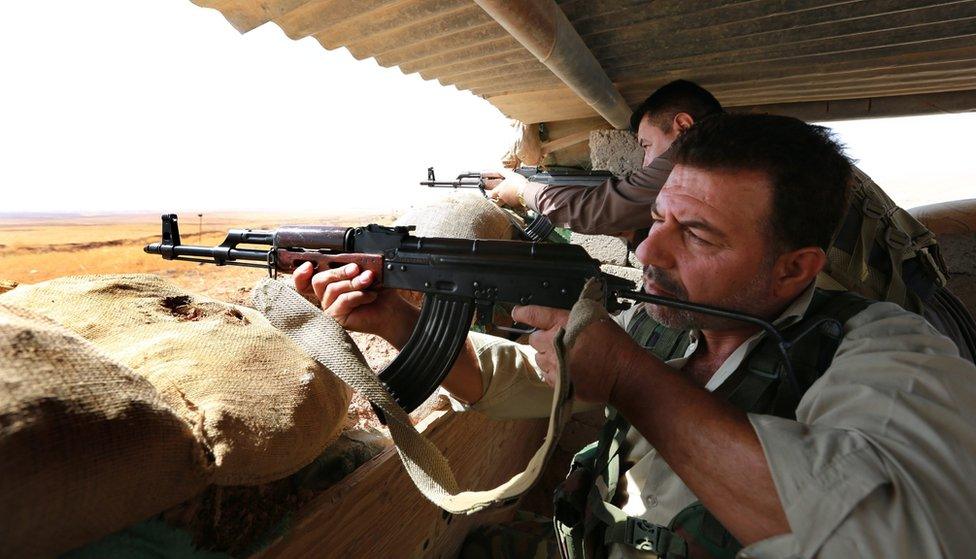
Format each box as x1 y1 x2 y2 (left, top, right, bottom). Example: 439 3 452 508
512 305 639 404
482 170 527 208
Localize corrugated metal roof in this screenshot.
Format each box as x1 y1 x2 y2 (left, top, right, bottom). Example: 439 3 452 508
192 0 976 124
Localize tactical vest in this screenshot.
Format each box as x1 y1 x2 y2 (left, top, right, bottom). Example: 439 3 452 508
822 167 947 313
553 289 874 559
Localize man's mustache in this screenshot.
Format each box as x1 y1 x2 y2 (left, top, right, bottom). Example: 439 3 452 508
643 266 688 299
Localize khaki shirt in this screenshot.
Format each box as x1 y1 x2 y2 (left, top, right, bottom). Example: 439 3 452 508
453 287 976 558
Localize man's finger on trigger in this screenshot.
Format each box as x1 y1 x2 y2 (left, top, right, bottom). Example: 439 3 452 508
512 305 553 329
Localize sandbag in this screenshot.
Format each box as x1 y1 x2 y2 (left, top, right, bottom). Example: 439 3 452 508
395 194 520 338
395 191 516 240
910 198 976 315
0 274 351 486
0 303 211 557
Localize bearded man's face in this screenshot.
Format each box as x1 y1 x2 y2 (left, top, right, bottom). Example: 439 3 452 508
636 165 785 330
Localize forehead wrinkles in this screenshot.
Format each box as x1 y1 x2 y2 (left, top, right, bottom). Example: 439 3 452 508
657 174 724 218
658 167 771 237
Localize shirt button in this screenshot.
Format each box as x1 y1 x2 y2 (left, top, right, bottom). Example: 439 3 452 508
645 494 658 508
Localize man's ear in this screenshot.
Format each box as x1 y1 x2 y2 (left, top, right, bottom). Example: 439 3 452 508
673 112 695 133
772 247 827 299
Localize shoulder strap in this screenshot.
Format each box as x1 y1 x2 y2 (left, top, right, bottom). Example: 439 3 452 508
627 307 691 361
726 289 873 417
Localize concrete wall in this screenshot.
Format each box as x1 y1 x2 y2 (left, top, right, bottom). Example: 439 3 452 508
589 129 643 176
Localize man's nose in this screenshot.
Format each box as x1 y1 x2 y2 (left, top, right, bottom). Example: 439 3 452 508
642 148 655 167
635 224 676 269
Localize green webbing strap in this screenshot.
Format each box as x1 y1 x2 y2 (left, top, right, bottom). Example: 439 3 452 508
589 495 687 558
554 410 629 559
882 224 911 306
606 417 629 499
583 410 629 526
668 504 739 559
580 412 687 558
722 347 780 412
627 309 691 361
848 193 884 287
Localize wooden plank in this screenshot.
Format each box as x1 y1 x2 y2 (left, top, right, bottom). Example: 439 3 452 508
541 130 592 155
254 409 549 559
731 89 976 121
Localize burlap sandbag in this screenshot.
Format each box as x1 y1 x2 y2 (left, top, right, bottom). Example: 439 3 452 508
910 199 976 314
395 191 516 240
0 303 211 557
0 274 351 485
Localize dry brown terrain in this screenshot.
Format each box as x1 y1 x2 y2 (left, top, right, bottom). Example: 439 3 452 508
0 211 395 289
0 211 405 429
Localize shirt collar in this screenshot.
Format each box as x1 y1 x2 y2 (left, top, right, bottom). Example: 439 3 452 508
672 283 818 392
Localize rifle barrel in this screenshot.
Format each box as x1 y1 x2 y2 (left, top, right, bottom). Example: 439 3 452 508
144 242 270 265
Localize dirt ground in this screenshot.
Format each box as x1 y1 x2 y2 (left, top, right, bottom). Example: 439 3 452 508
0 211 407 429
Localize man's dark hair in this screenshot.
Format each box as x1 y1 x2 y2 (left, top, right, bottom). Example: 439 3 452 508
629 80 723 132
673 113 853 252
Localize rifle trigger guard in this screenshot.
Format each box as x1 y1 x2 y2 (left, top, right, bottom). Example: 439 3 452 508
495 323 538 335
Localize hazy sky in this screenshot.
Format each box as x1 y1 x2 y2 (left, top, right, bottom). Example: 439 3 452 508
1 1 972 214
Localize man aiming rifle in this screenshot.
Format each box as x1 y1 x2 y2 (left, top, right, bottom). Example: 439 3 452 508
485 79 975 363
298 113 976 558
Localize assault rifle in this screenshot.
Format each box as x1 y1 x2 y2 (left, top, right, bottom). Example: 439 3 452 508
421 167 612 242
420 166 613 191
145 214 801 415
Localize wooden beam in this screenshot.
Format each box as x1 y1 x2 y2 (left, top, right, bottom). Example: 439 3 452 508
541 130 591 155
730 89 976 121
253 409 549 558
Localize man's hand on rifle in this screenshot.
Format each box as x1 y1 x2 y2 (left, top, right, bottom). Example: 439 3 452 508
292 262 419 349
483 170 528 208
512 304 647 405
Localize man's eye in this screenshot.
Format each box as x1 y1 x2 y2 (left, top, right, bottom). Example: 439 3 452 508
685 230 709 245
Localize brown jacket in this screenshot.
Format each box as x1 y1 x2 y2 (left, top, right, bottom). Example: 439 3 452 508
523 148 674 235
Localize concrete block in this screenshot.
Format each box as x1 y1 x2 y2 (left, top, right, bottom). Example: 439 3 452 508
589 129 643 176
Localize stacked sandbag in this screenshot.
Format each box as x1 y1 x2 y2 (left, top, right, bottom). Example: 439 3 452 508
395 192 517 313
0 274 351 486
0 303 211 556
395 191 516 240
910 198 976 314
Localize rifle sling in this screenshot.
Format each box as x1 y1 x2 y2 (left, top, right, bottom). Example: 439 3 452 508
252 277 604 514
